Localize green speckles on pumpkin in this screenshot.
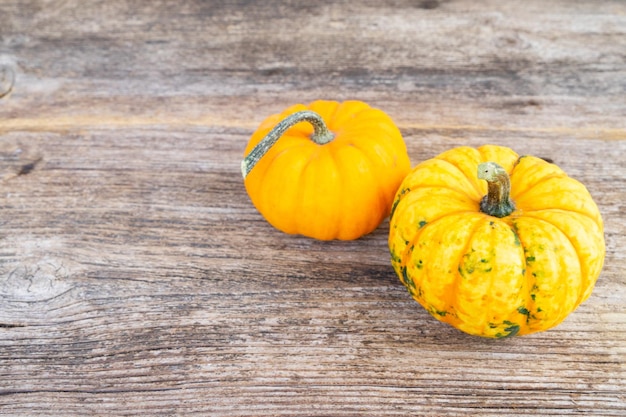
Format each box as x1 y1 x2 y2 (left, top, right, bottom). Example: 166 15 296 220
526 255 535 263
415 259 424 269
401 266 409 283
532 270 545 279
390 188 412 218
517 306 531 323
517 307 530 315
458 265 465 277
503 322 520 337
390 249 402 264
495 321 521 338
418 220 427 229
390 198 400 219
512 228 521 246
479 258 493 272
427 305 448 317
391 193 409 218
531 293 536 301
401 266 417 291
460 249 494 277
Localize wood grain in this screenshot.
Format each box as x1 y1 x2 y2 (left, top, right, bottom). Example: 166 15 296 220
1 1 625 416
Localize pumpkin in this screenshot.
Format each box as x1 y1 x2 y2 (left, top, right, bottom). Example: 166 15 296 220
242 100 411 240
389 145 605 338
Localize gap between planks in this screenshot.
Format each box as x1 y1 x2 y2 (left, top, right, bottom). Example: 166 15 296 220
1 116 625 140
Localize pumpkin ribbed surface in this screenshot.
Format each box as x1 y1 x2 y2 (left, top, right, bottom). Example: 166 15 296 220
389 145 605 338
244 100 411 240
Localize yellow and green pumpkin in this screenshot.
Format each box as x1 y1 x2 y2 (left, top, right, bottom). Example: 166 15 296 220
389 145 605 338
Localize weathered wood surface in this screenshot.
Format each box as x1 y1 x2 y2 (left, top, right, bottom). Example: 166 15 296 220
1 1 625 415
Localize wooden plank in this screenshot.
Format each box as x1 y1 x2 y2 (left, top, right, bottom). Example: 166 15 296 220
1 1 625 416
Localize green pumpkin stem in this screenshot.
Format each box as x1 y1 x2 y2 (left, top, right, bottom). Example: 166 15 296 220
477 162 516 218
241 110 334 178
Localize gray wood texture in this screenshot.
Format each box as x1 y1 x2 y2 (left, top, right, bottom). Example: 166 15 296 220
1 1 625 415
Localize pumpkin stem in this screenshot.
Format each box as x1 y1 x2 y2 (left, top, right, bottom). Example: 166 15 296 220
241 110 335 178
477 162 515 218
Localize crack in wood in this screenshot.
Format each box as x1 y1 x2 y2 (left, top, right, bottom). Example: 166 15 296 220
0 65 14 99
16 157 43 176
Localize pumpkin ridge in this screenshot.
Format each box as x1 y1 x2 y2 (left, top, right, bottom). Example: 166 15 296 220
510 221 539 333
347 141 392 220
436 147 487 195
399 215 430 283
516 211 598 307
338 125 400 154
325 100 370 132
390 184 483 230
514 188 601 222
450 216 493 317
341 120 389 158
312 100 341 130
327 147 354 239
323 146 345 240
397 211 470 289
336 114 405 157
401 185 481 206
434 157 485 199
515 207 602 228
510 219 575 334
254 144 314 234
519 213 583 261
401 213 484 317
390 161 482 214
505 221 538 333
392 193 481 238
484 219 526 333
513 216 584 328
389 185 482 265
266 141 311 168
521 214 586 306
458 217 529 336
510 172 568 200
389 184 415 217
292 148 323 236
256 142 308 205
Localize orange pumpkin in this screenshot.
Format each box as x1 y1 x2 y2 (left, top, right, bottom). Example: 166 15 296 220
242 100 411 240
389 145 605 337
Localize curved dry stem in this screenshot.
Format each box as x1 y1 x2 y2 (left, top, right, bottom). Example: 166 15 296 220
241 110 334 179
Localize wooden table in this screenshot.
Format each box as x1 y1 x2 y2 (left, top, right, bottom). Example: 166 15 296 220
1 1 625 415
